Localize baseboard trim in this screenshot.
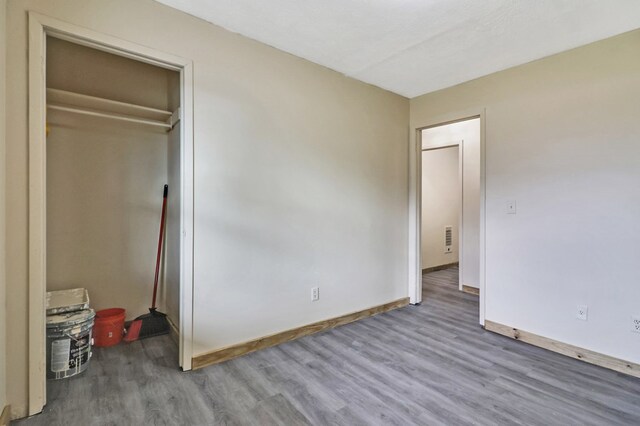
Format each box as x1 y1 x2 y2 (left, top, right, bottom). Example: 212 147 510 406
462 285 479 295
422 262 458 274
485 320 640 378
192 297 410 370
1 405 11 426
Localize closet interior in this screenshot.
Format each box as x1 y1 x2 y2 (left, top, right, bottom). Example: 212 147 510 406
45 36 182 355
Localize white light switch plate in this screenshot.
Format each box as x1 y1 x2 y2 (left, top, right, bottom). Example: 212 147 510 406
506 200 517 214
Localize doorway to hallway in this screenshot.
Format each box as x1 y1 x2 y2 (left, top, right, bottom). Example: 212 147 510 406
421 118 481 296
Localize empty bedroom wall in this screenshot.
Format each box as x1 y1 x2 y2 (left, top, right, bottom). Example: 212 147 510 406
411 29 640 365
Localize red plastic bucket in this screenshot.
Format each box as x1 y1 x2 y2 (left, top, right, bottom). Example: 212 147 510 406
93 308 126 347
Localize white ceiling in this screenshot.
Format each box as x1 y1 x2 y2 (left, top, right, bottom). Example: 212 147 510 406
156 0 640 98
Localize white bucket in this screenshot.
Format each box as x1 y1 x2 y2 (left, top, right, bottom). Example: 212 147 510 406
46 309 95 380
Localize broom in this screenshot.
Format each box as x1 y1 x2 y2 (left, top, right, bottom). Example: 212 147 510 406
125 184 171 342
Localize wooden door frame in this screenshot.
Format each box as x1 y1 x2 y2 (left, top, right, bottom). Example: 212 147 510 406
409 111 486 327
421 141 464 291
28 11 195 415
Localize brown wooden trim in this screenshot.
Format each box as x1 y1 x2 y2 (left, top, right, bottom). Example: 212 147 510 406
1 405 11 426
485 320 640 378
192 298 410 370
422 262 458 274
461 285 479 295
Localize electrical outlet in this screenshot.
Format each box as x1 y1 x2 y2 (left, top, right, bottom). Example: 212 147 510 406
632 316 640 333
576 305 588 321
311 287 319 302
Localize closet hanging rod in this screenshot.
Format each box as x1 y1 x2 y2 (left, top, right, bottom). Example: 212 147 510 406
47 104 173 129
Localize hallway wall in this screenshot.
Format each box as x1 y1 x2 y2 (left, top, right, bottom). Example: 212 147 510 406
421 146 459 269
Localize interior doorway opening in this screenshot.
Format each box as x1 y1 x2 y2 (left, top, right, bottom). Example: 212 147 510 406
420 118 481 300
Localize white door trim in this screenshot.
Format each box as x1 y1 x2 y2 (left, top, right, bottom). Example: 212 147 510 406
409 111 486 327
28 11 195 415
421 141 464 291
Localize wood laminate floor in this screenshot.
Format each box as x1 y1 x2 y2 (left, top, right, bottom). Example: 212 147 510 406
18 267 640 425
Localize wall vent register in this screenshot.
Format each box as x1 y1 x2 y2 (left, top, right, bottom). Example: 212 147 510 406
444 226 453 253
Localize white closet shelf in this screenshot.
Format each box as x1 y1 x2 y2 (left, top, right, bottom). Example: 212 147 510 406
47 88 177 130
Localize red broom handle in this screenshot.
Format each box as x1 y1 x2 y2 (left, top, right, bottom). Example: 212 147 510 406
152 184 168 311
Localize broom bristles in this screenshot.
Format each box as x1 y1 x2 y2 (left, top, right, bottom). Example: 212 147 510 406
124 309 170 342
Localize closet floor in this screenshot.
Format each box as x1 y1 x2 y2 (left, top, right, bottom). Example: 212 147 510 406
16 268 640 425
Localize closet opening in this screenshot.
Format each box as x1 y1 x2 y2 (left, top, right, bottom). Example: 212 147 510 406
42 33 186 377
45 34 183 361
29 13 194 414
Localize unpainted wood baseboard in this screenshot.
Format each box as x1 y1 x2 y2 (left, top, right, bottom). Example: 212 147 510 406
462 285 479 295
192 297 410 369
485 320 640 378
422 262 459 274
1 405 11 426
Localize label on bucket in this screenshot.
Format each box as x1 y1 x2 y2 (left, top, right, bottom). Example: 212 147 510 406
51 339 71 372
69 335 91 368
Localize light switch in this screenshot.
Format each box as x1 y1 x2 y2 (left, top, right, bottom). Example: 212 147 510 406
506 200 516 214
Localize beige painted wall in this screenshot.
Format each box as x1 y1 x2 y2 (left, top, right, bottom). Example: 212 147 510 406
46 37 174 110
165 121 181 327
421 147 459 268
46 116 170 319
5 0 409 417
0 0 7 414
412 29 640 364
164 72 181 327
422 118 481 287
46 38 178 322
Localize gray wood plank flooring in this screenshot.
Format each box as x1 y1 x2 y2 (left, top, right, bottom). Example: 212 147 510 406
17 267 640 425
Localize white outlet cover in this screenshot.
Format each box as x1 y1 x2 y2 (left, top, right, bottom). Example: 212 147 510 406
632 316 640 333
577 305 588 321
